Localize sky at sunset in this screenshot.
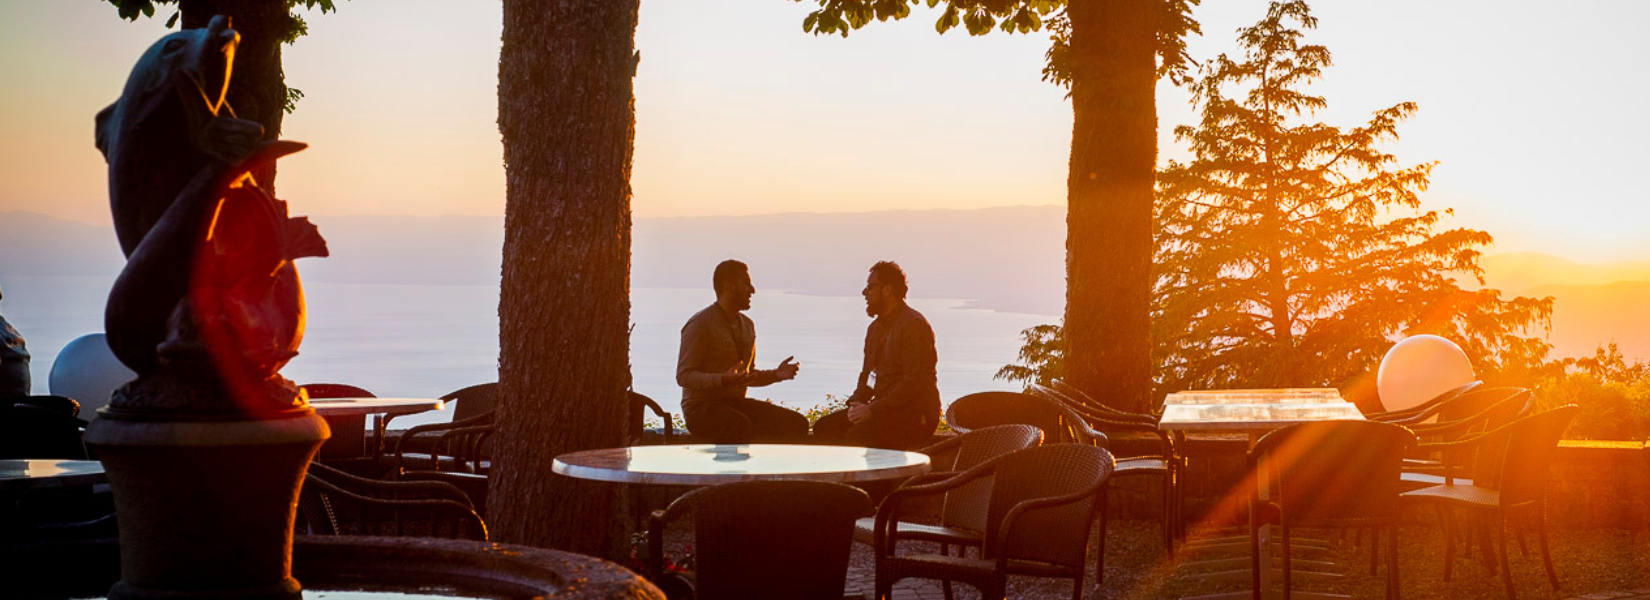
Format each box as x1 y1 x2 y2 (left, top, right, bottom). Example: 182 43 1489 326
1 1 1646 262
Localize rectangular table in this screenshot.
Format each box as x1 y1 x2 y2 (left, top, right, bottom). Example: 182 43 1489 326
1158 388 1365 600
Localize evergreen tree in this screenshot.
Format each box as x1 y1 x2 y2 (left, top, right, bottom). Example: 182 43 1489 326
1151 0 1552 394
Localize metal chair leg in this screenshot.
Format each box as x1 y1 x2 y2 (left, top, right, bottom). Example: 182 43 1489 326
1537 504 1559 591
1370 526 1381 575
1497 514 1517 600
1250 509 1263 600
1095 486 1109 585
1282 523 1293 600
1439 505 1455 582
1388 524 1401 600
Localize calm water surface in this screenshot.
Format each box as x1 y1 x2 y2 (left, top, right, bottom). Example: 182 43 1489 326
3 275 1054 428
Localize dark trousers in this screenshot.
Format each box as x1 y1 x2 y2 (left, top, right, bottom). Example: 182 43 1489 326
682 397 811 444
812 406 938 451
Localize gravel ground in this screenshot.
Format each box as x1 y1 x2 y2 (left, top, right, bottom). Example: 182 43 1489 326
653 516 1650 599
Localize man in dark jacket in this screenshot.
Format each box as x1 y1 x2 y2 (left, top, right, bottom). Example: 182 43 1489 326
677 260 809 444
813 261 940 450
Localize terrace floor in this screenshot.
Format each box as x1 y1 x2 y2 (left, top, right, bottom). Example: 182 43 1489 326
667 519 1650 599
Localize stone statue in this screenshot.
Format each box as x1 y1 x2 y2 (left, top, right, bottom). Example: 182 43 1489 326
94 15 326 417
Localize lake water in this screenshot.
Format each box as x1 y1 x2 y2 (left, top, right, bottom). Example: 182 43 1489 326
2 275 1055 428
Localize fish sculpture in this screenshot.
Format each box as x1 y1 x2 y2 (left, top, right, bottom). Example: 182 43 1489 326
95 16 327 417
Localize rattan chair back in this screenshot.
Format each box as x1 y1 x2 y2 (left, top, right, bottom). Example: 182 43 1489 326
299 462 486 540
1251 420 1416 525
1051 379 1159 419
934 424 1043 532
1369 380 1483 421
1471 405 1579 505
946 391 1101 446
441 382 497 422
983 444 1114 568
1432 386 1527 423
1426 389 1532 475
627 390 675 444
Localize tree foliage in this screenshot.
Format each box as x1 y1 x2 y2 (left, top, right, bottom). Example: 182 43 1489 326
103 0 342 114
105 0 337 43
1151 0 1552 393
1000 1 1555 408
789 0 1200 85
792 0 1199 413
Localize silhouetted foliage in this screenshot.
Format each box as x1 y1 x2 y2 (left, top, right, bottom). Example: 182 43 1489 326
791 0 1200 414
103 0 343 115
1151 0 1552 393
1000 2 1554 412
994 323 1064 387
101 0 345 191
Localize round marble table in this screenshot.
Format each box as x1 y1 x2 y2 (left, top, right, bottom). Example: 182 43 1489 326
553 444 931 485
0 459 107 492
308 397 446 459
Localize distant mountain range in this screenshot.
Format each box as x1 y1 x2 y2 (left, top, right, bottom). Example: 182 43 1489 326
2 208 1644 361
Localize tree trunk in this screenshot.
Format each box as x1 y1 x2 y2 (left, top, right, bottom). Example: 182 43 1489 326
1063 0 1158 413
180 0 287 191
490 0 638 559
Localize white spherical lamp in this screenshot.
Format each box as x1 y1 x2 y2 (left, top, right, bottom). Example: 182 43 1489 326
1376 335 1476 412
48 332 137 421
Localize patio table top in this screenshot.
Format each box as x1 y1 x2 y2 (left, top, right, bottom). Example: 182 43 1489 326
552 443 931 485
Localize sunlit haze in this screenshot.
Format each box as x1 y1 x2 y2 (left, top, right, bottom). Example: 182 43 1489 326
1 1 1646 262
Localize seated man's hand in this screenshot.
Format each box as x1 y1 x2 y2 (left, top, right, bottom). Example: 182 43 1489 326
721 366 750 386
847 402 871 424
774 356 800 381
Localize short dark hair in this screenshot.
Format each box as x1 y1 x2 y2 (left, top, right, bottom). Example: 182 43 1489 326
869 261 908 299
713 260 749 294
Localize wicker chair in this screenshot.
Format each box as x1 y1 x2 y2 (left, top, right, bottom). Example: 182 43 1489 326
629 390 676 444
390 383 498 473
1052 379 1162 422
1247 420 1416 600
1399 388 1533 490
850 424 1043 600
1365 380 1483 423
298 461 486 540
1032 383 1180 579
0 396 88 460
647 480 872 600
873 444 1115 600
945 391 1108 447
1400 405 1579 599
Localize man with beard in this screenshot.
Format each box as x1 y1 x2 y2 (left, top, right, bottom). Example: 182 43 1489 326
677 260 809 443
813 261 940 449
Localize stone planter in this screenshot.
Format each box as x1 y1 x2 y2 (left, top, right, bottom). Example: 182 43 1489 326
84 410 329 600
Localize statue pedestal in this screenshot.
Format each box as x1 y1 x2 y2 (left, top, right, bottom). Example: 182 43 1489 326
85 411 329 600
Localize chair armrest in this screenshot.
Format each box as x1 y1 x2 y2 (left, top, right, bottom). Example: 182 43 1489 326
398 471 488 510
393 412 495 470
647 486 715 579
918 435 966 462
874 458 1007 554
992 481 1106 573
301 474 488 539
310 462 475 507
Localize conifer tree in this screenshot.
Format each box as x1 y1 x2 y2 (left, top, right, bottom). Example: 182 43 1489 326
1151 0 1552 394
